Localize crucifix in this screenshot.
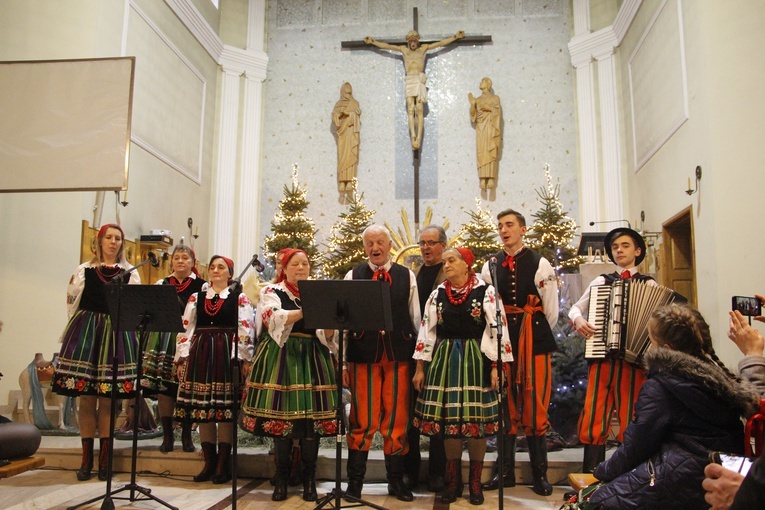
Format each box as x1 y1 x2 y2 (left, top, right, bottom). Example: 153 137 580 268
342 8 491 229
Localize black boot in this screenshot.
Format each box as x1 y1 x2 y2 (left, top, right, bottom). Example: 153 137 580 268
427 436 446 492
212 442 232 484
194 442 217 482
403 425 421 489
483 434 516 490
527 434 553 496
288 442 302 486
272 438 292 501
76 438 94 481
441 458 463 504
345 449 368 501
181 421 195 452
386 454 414 501
468 460 484 505
98 437 111 481
300 438 319 501
159 417 175 453
582 444 606 473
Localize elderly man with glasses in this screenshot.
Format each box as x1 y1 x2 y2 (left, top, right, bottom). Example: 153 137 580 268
402 225 449 491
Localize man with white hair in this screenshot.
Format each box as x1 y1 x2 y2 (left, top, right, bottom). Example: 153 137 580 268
343 225 421 502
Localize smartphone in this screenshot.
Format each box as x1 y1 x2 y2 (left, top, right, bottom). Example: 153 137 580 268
732 296 762 317
709 451 754 476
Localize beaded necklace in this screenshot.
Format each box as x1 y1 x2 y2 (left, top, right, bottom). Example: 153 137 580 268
169 275 193 293
95 264 122 283
284 280 300 298
204 292 225 316
444 275 475 306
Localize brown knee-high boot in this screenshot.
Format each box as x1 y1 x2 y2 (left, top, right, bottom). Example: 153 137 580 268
98 437 111 481
441 459 463 503
194 442 217 482
159 416 175 453
181 421 195 452
468 460 484 505
76 438 94 481
212 443 232 484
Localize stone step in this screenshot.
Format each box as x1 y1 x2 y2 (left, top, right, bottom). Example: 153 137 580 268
38 436 590 486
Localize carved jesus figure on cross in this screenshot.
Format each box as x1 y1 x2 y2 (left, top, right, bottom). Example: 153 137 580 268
364 29 464 151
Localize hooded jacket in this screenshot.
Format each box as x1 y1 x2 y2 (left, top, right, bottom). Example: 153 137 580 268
590 347 760 509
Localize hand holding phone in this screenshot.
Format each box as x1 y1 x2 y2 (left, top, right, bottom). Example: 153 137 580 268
732 296 762 317
709 451 754 476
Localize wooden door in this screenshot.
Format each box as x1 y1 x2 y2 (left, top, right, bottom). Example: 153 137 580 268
661 207 696 305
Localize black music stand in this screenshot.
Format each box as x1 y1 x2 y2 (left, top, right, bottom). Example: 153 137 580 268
300 280 392 510
67 284 183 510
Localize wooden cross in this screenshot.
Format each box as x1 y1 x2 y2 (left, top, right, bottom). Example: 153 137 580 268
341 8 491 229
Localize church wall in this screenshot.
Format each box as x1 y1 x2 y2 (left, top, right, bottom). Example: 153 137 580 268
617 0 765 367
0 0 221 408
258 0 579 254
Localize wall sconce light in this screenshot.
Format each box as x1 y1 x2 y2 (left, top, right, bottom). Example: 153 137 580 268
685 166 702 195
119 188 128 207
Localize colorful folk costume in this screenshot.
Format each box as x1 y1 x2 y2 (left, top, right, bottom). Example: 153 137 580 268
53 263 141 398
173 284 254 483
242 279 338 501
141 271 205 452
480 246 559 496
53 256 141 481
413 273 511 504
344 260 421 502
569 269 655 472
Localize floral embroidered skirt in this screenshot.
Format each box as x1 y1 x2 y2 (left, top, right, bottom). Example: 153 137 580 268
53 309 138 398
241 333 338 438
140 331 178 397
174 328 242 423
413 337 499 439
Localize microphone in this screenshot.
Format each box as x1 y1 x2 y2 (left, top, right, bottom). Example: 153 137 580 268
588 219 631 229
251 254 265 272
489 256 499 288
147 251 160 268
111 251 160 282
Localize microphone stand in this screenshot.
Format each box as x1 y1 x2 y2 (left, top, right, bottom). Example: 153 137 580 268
489 257 505 510
226 253 262 510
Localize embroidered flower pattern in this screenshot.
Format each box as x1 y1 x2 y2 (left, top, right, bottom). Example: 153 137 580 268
470 299 482 322
436 301 444 325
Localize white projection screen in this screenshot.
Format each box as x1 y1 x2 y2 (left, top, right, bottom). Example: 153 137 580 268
0 57 135 192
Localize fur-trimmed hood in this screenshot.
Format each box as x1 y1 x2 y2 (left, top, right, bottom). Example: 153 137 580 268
644 347 761 419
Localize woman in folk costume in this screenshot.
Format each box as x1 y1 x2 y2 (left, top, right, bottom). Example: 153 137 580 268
174 255 255 484
412 247 512 505
52 223 141 482
242 249 338 502
141 244 204 453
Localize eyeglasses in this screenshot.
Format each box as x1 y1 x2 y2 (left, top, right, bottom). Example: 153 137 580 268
418 240 441 247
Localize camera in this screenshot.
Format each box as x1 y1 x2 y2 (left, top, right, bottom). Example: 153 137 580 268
732 296 762 317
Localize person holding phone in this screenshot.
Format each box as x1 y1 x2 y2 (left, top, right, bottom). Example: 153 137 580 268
701 297 765 510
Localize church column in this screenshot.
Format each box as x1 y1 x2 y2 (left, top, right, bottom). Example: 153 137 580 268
212 67 241 255
572 57 601 230
595 49 624 222
236 74 264 266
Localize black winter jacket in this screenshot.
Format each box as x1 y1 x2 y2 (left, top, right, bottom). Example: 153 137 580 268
590 348 760 509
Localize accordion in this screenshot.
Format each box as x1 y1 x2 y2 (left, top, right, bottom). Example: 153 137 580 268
584 280 678 365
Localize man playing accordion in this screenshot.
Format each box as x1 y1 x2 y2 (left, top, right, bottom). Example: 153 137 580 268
568 227 657 473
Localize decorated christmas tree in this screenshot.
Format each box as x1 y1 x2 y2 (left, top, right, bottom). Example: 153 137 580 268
320 179 375 279
457 198 502 271
548 290 589 445
263 164 320 266
524 164 583 273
